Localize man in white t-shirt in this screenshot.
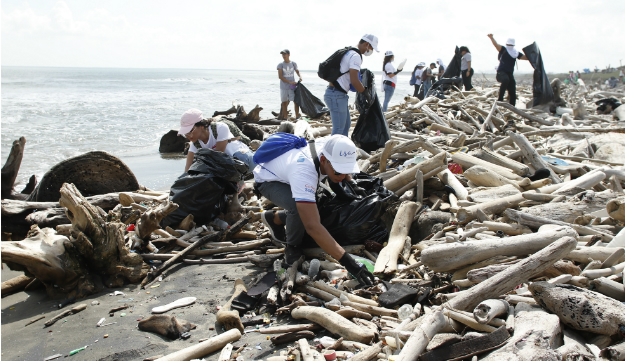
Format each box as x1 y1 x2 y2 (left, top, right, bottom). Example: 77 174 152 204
324 34 379 137
253 135 375 286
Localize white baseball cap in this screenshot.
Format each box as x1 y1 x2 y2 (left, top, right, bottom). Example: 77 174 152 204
385 50 394 57
417 62 426 67
322 135 360 174
506 38 516 46
361 34 379 52
178 108 203 136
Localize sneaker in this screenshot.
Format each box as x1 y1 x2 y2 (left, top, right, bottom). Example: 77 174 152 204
284 244 303 267
261 211 286 246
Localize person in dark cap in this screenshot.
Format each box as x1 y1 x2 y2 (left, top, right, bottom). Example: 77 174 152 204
277 49 302 119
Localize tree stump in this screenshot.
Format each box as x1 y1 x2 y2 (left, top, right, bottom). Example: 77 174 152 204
27 151 139 202
1 183 148 298
1 137 26 199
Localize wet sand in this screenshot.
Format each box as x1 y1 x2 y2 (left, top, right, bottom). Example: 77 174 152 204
1 262 298 361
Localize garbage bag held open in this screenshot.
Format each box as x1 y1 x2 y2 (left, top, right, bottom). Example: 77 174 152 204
352 69 391 153
293 82 330 118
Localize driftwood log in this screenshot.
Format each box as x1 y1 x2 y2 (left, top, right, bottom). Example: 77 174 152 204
155 328 242 361
420 226 576 272
374 201 418 275
291 306 376 343
445 236 577 311
215 279 247 333
529 281 625 336
1 183 148 298
1 137 26 199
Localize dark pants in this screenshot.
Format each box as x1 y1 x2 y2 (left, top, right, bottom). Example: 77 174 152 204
496 71 517 106
413 84 421 97
461 68 474 91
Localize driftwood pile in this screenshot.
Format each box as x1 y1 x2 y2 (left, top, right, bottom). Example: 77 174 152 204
3 78 625 360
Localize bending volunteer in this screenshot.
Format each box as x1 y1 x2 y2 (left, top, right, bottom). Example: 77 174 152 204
253 134 375 286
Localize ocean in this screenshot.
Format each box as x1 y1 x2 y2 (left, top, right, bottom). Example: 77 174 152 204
1 66 410 191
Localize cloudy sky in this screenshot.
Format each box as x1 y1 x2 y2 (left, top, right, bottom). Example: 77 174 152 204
2 0 623 74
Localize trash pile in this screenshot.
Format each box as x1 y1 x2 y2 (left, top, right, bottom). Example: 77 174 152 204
2 76 625 360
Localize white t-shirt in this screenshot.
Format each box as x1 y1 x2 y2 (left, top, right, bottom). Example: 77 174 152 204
336 50 362 93
253 137 329 202
188 122 250 157
383 62 397 85
413 68 424 85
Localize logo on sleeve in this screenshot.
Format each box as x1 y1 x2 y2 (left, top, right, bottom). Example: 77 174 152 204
297 155 306 163
304 184 316 194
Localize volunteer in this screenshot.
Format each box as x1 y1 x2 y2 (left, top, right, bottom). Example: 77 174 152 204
277 49 302 120
436 58 446 80
178 108 256 175
253 134 375 286
422 63 437 98
382 51 401 112
488 34 529 106
411 62 426 98
460 46 474 91
324 34 379 136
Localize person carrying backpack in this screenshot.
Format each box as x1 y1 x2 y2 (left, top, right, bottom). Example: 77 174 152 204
178 108 256 175
488 34 529 106
320 34 379 137
253 134 375 286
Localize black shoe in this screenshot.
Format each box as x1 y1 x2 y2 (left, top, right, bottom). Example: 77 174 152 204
284 244 303 267
261 211 286 246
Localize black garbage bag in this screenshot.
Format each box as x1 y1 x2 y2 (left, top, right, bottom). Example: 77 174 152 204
441 46 462 79
523 42 554 107
352 69 391 152
293 82 329 118
161 148 248 228
302 173 395 246
595 97 622 114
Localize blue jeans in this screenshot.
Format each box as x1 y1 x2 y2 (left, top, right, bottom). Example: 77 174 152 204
324 86 351 136
423 80 432 98
233 150 256 175
382 83 395 112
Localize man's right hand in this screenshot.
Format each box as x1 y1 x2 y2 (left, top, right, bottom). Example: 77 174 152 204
487 33 494 38
339 253 375 286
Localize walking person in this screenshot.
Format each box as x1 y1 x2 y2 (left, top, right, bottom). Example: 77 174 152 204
254 134 375 285
410 62 426 98
382 51 401 112
421 63 436 98
277 49 302 120
460 46 474 91
436 58 446 80
488 34 529 106
324 34 379 136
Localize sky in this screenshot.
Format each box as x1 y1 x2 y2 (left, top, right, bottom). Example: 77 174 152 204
2 0 624 74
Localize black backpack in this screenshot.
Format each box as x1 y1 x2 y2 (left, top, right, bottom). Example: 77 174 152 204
318 47 362 93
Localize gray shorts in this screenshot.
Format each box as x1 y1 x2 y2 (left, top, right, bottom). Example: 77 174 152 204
280 88 295 102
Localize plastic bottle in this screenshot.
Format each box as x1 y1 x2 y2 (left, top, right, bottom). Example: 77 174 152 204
351 255 374 273
398 304 413 320
308 259 320 280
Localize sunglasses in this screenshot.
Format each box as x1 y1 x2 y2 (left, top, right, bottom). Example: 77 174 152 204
327 161 343 176
184 125 196 139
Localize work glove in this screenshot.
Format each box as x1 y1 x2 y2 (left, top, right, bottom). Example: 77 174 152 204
339 253 375 287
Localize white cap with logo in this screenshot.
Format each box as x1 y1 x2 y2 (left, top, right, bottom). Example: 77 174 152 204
321 135 360 174
506 38 516 46
361 34 380 52
385 50 394 57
